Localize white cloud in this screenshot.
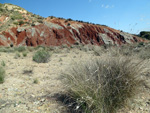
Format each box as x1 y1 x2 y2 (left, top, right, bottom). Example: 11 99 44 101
101 4 115 9
105 5 109 8
140 17 144 21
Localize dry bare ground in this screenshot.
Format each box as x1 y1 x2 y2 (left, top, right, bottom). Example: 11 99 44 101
0 48 150 113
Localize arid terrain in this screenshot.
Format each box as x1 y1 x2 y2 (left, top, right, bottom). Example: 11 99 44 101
0 45 150 113
0 3 150 113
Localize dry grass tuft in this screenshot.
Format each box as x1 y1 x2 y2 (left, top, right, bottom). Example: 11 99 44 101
62 55 146 113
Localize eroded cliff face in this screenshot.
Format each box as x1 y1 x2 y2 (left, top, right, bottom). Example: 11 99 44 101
0 17 145 47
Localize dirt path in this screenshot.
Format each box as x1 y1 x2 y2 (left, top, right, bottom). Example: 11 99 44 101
0 49 150 113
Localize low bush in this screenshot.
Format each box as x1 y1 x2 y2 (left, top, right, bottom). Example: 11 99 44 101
27 47 35 52
139 31 150 40
14 52 21 59
33 78 39 84
33 50 51 63
11 11 23 20
13 22 19 25
63 55 145 113
37 19 43 23
14 46 26 52
22 51 27 57
0 66 5 84
31 23 35 26
18 20 24 25
0 47 14 53
35 45 46 50
1 60 5 67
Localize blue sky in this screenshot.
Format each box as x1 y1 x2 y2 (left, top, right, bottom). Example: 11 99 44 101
1 0 150 34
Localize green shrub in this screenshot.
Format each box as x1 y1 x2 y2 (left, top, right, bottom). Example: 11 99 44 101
0 66 5 84
31 23 35 26
67 18 73 21
138 42 144 47
67 23 71 26
0 47 14 53
35 45 46 50
49 16 56 19
15 46 26 52
13 22 19 25
27 47 35 52
1 60 5 67
0 7 4 12
18 20 24 25
11 11 23 20
33 78 39 84
63 55 145 113
37 19 43 23
22 52 27 57
139 31 150 40
14 52 21 59
33 50 51 63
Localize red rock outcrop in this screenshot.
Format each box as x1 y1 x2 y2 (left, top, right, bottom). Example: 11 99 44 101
0 18 145 47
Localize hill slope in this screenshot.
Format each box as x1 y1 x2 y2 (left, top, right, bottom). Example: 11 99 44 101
0 3 145 47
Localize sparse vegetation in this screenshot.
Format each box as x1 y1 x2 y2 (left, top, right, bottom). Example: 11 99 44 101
0 66 5 84
0 42 149 112
11 11 23 20
0 47 14 53
33 50 51 63
1 60 5 67
33 78 39 84
49 16 56 19
18 20 25 25
0 2 150 113
27 47 34 52
22 51 27 57
67 23 71 26
23 67 33 75
139 31 150 40
37 19 43 23
63 55 146 113
14 52 21 59
31 22 35 26
14 46 26 52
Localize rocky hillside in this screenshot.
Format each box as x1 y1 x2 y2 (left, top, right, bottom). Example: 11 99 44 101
0 3 145 47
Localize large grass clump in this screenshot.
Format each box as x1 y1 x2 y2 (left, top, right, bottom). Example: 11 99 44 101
33 49 51 63
63 55 145 113
0 66 5 84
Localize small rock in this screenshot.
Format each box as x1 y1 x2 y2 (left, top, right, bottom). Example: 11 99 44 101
146 101 150 105
17 27 26 33
139 107 143 110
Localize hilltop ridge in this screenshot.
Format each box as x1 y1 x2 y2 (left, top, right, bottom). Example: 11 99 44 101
0 3 146 47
